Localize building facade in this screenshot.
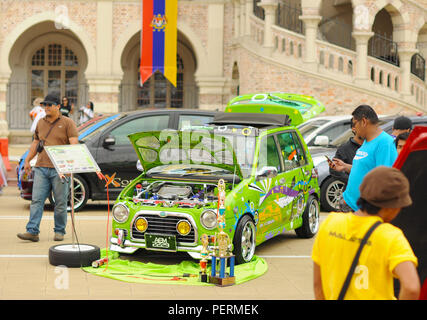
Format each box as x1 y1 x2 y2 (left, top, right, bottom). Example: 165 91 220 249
1 0 427 142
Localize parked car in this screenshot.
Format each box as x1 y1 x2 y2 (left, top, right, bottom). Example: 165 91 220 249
392 125 427 292
380 115 427 134
18 109 217 211
297 115 352 146
110 92 325 264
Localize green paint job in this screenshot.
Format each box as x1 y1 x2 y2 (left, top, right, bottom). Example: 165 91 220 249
226 92 325 126
110 93 323 260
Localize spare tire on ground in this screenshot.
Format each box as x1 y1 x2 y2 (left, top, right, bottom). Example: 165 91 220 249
49 244 100 268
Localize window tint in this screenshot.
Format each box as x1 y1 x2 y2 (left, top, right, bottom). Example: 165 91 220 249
312 122 350 145
258 135 281 172
178 115 214 129
109 115 169 145
277 132 307 171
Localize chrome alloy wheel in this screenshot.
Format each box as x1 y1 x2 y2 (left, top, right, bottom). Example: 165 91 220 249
241 219 256 263
326 180 345 210
308 197 320 234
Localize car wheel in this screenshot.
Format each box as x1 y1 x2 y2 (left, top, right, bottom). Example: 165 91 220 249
295 195 319 239
320 176 345 212
49 244 100 268
233 215 256 265
49 175 89 212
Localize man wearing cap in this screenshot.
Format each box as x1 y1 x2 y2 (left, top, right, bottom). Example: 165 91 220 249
391 116 412 139
312 166 420 300
17 94 79 242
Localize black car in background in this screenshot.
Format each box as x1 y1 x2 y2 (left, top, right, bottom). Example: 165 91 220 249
22 109 217 211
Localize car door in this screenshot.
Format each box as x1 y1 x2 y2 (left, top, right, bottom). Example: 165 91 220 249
94 113 171 198
276 131 310 227
255 134 284 234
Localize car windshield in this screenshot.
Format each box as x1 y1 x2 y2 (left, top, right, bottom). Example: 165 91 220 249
145 129 257 179
298 120 328 139
80 114 125 142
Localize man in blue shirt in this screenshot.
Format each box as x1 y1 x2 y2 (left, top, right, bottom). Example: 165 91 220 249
331 105 398 211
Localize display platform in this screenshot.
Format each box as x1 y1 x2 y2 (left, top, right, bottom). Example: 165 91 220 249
83 249 268 286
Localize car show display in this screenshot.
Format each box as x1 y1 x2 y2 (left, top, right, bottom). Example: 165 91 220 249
109 92 325 265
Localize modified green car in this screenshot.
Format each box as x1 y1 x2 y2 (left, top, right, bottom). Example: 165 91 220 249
110 93 325 264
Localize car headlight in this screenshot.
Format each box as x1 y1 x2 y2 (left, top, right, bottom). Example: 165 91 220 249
200 210 217 230
112 203 129 223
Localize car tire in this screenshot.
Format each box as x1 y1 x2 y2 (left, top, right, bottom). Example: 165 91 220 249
49 243 100 268
320 176 345 212
49 175 89 212
233 215 256 265
295 195 319 239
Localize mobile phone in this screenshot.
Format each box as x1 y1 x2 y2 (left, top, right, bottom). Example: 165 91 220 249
325 155 333 166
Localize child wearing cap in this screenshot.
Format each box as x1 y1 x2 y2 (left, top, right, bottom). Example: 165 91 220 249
312 166 420 300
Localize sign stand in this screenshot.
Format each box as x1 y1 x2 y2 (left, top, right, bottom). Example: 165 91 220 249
44 144 102 268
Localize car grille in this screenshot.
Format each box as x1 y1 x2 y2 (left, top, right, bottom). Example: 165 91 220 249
131 213 196 244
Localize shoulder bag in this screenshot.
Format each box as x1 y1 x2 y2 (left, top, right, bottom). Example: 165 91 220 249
36 117 60 153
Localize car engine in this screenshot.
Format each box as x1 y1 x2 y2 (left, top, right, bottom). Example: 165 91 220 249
131 181 220 208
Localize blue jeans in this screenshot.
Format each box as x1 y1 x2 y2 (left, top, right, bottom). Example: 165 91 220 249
26 167 69 235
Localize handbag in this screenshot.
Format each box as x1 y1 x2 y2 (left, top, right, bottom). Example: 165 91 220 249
36 118 60 153
337 220 382 300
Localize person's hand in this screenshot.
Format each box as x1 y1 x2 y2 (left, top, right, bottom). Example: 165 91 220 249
332 158 348 172
24 161 32 175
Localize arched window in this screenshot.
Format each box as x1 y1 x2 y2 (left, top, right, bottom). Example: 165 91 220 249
137 55 184 108
30 44 79 105
371 67 375 82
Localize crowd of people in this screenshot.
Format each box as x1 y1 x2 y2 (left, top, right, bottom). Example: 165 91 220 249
313 105 421 300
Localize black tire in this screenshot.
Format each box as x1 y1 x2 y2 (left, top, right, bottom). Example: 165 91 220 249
320 176 345 212
49 244 100 268
49 174 89 212
233 215 256 265
295 195 320 239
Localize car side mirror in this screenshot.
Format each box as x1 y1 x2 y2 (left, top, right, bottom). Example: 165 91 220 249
103 135 115 147
256 166 278 181
136 160 144 173
314 135 329 146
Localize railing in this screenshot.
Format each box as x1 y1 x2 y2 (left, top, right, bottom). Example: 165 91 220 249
411 53 425 81
253 0 264 20
368 33 399 67
119 83 199 112
276 1 304 35
318 18 354 51
6 82 88 130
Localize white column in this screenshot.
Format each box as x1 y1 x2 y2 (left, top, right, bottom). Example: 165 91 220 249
240 0 246 37
245 0 253 37
352 31 374 86
258 0 278 52
233 0 240 38
399 49 418 97
299 15 321 71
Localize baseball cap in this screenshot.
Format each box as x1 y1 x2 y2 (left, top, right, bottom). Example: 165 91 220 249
41 94 60 106
393 116 412 130
359 166 412 208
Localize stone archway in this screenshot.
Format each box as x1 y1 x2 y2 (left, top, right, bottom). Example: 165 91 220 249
118 30 198 111
6 20 89 130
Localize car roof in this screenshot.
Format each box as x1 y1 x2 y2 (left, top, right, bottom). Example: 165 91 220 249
122 108 218 117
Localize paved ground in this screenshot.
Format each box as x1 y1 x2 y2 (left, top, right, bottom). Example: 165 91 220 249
0 145 328 300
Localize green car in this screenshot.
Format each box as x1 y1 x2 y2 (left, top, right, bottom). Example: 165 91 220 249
110 93 325 264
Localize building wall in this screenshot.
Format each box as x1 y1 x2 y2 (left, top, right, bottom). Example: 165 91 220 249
0 0 427 138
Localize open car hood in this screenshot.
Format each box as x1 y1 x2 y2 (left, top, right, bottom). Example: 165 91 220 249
226 92 325 127
129 130 243 178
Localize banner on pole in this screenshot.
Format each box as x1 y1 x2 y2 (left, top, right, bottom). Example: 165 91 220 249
140 0 178 87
